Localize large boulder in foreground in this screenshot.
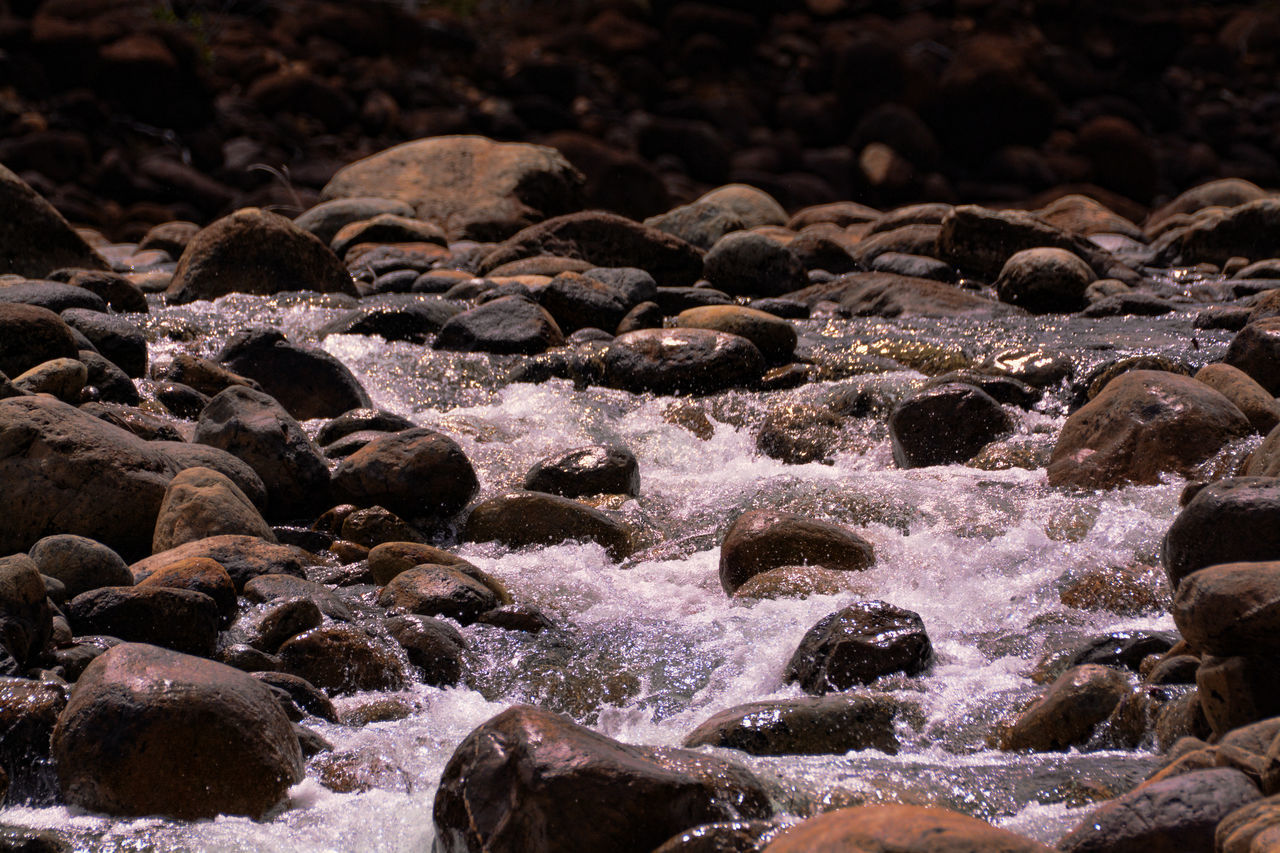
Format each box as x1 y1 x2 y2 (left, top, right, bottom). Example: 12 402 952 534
0 396 178 557
0 163 108 278
763 804 1053 852
1047 371 1252 489
603 328 765 395
52 643 303 819
433 704 772 853
165 208 358 304
320 135 584 241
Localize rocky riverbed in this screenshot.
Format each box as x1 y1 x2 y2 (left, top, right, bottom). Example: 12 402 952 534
5 49 1280 851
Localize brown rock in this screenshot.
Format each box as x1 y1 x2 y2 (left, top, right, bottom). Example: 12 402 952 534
673 306 796 364
67 586 219 657
278 625 408 695
0 555 52 670
997 664 1131 752
0 163 108 278
465 491 632 560
376 565 501 625
1161 478 1280 589
132 535 310 592
719 509 874 596
784 601 932 695
135 557 236 622
684 695 901 756
151 467 275 554
763 805 1052 852
331 428 478 524
733 565 855 600
1194 363 1280 434
603 328 766 395
1225 318 1280 396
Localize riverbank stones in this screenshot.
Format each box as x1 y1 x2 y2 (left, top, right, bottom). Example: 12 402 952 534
67 586 219 657
0 163 108 278
719 509 875 595
673 305 796 364
151 467 275 553
702 231 807 297
997 664 1131 752
1225 318 1280 395
331 428 478 524
764 805 1053 852
1194 363 1280 434
785 601 932 694
994 247 1097 313
277 624 407 695
433 295 564 355
1162 478 1280 589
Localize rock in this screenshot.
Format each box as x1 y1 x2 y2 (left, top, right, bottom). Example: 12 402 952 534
316 408 415 448
340 505 424 548
1163 479 1280 589
1197 653 1280 738
135 557 237 623
1047 371 1252 489
976 347 1075 388
165 208 357 304
59 309 146 377
0 304 79 379
1081 293 1176 318
318 297 462 344
0 282 106 314
804 272 1018 319
151 467 275 554
365 543 505 602
755 403 845 465
937 205 1122 282
433 704 771 853
763 805 1053 852
673 306 796 364
331 428 478 524
1194 363 1280 434
523 445 640 498
52 643 303 819
1225 319 1280 396
702 231 807 298
0 555 52 670
77 350 138 405
480 211 703 287
733 565 855 600
869 251 955 281
160 353 262 399
0 163 108 278
1147 178 1269 232
330 214 446 258
719 509 874 596
320 136 584 242
1172 561 1280 657
465 491 632 560
137 221 200 258
535 272 632 335
653 820 783 853
243 597 323 654
603 328 765 395
277 624 408 695
294 197 416 244
0 677 64 805
193 386 331 519
12 358 85 401
216 327 370 422
252 671 338 724
0 396 180 557
1058 767 1260 853
994 247 1097 313
433 295 565 355
67 585 219 657
243 574 352 622
644 185 788 250
133 535 309 592
888 382 1014 468
998 664 1131 751
151 441 269 511
1167 199 1280 267
684 695 900 756
27 535 131 599
384 614 465 686
377 565 499 625
784 602 932 695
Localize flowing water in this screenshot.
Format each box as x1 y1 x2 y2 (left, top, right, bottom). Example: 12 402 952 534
1 287 1243 851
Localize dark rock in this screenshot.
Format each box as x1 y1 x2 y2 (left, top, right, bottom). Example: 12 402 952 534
673 306 796 364
582 267 658 305
340 505 425 548
330 214 446 258
802 272 1018 319
27 535 131 600
366 543 501 594
78 401 181 442
217 327 371 422
433 295 565 355
135 557 237 623
889 382 1014 468
377 564 500 625
1225 318 1280 395
997 664 1131 751
0 555 52 670
536 272 632 335
869 251 955 282
643 185 787 250
994 247 1097 313
465 491 632 560
651 287 733 314
243 574 352 622
1081 293 1176 317
316 408 415 447
921 369 1041 409
1172 561 1280 657
784 602 932 695
160 353 262 398
68 585 218 657
78 350 139 405
252 671 338 724
524 445 640 498
702 231 807 298
1193 363 1280 434
603 328 765 395
331 428 478 524
151 441 269 511
59 270 148 314
719 509 875 596
0 677 64 806
59 309 146 377
1196 653 1280 738
0 163 108 278
243 597 323 653
278 624 408 695
937 205 1123 282
1068 631 1179 672
1166 199 1280 267
318 297 462 344
137 221 200 258
384 614 465 686
0 304 79 379
684 695 900 756
1163 478 1280 589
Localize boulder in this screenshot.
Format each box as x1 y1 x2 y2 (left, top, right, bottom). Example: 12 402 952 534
535 272 633 335
376 565 500 625
523 445 640 498
277 624 408 695
59 309 146 378
318 297 462 344
433 704 772 853
67 586 219 657
384 614 465 687
644 185 788 250
0 555 52 671
1147 178 1269 231
0 677 64 805
465 491 632 560
684 695 901 756
320 136 584 242
193 387 331 519
1194 363 1280 434
784 602 932 695
763 805 1053 853
316 408 415 448
1166 199 1280 267
1225 318 1280 396
1197 653 1280 738
132 535 310 592
733 565 855 600
151 467 276 553
27 535 132 599
135 557 237 623
151 441 269 511
603 328 766 395
12 357 86 401
1163 479 1280 589
1172 561 1280 657
243 574 352 622
997 664 1131 751
994 247 1097 313
1047 371 1252 489
243 597 323 653
889 382 1014 468
216 327 371 421
329 213 446 258
433 295 565 355
937 204 1124 281
52 643 303 819
366 543 504 597
719 509 874 596
799 272 1017 319
0 163 108 278
293 197 415 244
755 403 846 465
0 304 79 379
331 428 478 524
165 208 358 304
160 353 262 398
0 282 109 314
673 306 796 364
702 231 807 298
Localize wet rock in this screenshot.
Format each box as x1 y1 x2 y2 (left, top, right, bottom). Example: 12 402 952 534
193 386 331 519
1162 478 1280 589
732 565 855 600
0 555 52 671
888 382 1014 468
59 309 145 378
159 354 262 399
78 350 138 405
997 664 1131 752
764 804 1052 852
165 208 357 304
755 403 845 465
684 695 900 756
1067 630 1178 672
52 643 303 819
0 164 108 278
243 597 323 654
644 185 788 250
922 369 1041 410
1225 318 1280 396
784 601 932 695
135 557 237 623
1048 371 1251 490
994 247 1097 313
217 327 371 422
702 231 807 298
151 467 275 554
133 535 309 592
474 604 553 634
252 671 338 724
433 704 772 853
320 136 584 242
651 287 733 314
366 542 485 587
868 251 955 282
137 221 200 259
535 272 632 335
0 677 64 805
480 211 703 287
0 304 80 380
319 297 462 344
810 272 1017 319
1080 292 1177 318
13 358 85 402
1194 363 1280 435
1197 653 1280 738
376 564 500 625
340 505 425 548
1147 179 1269 232
433 295 564 355
0 396 179 557
316 408 414 448
976 347 1075 389
277 624 407 695
465 491 632 560
523 445 640 498
243 574 352 622
719 509 874 595
1059 767 1260 853
78 401 181 442
652 820 783 853
331 428 478 524
937 205 1121 282
67 584 218 657
384 614 465 686
603 328 765 396
27 535 131 600
673 306 796 365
